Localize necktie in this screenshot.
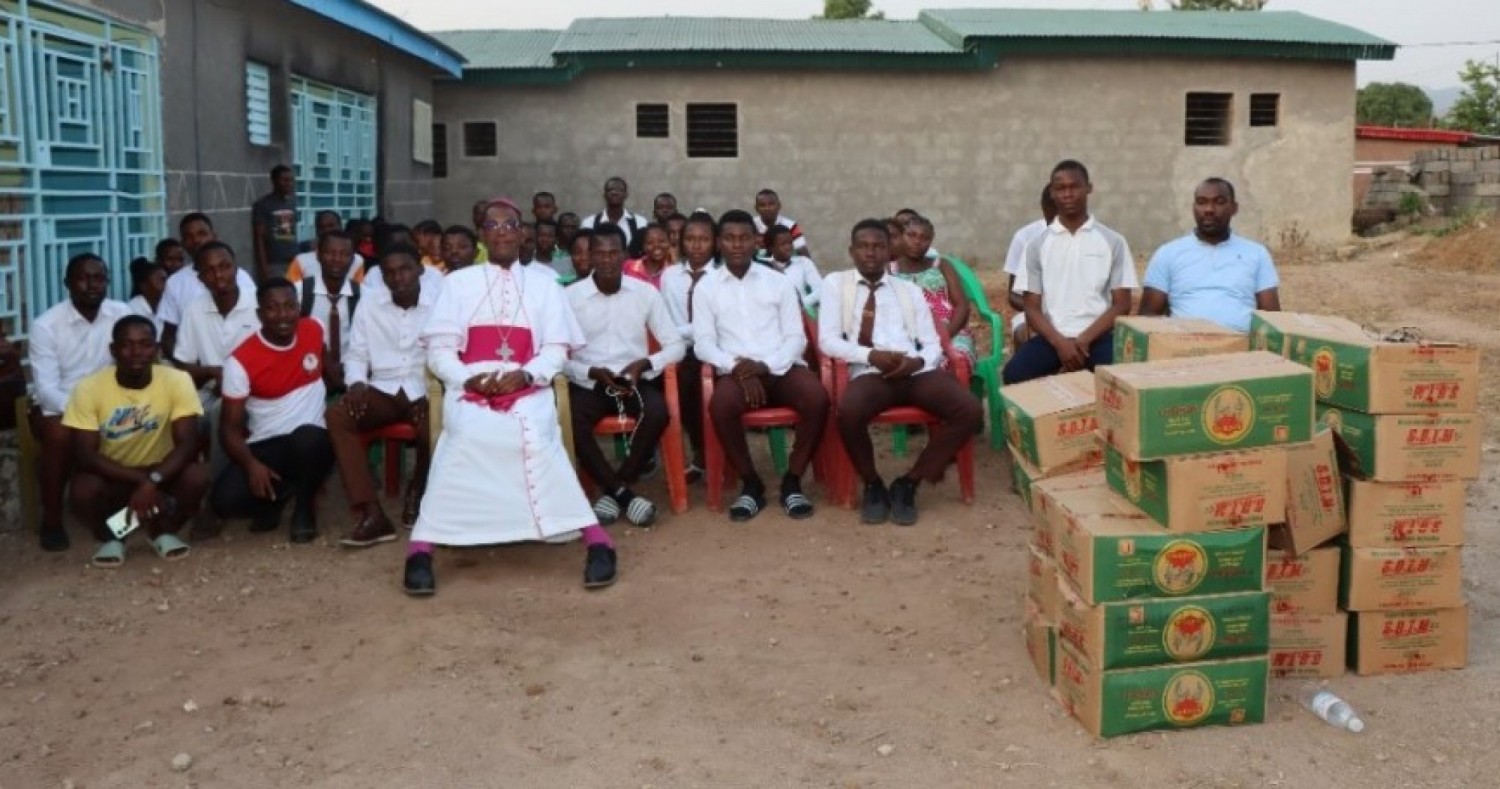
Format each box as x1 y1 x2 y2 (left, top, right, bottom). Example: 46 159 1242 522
857 282 879 348
327 292 342 360
687 268 706 321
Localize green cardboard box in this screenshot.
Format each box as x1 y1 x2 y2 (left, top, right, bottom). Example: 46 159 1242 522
1055 511 1266 604
1114 316 1246 363
1103 442 1288 533
1057 581 1270 670
1318 406 1482 482
1002 371 1101 474
1056 643 1268 738
1097 351 1314 460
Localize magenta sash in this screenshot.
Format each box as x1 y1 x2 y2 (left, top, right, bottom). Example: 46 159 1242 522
458 325 542 412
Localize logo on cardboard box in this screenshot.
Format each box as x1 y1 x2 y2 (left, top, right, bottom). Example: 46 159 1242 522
1381 616 1434 638
1265 559 1305 581
1122 333 1137 362
1203 386 1255 445
1153 541 1209 594
1163 670 1215 726
1406 427 1460 446
1163 606 1216 661
1412 382 1462 405
1311 346 1337 399
1380 557 1433 575
1253 325 1272 351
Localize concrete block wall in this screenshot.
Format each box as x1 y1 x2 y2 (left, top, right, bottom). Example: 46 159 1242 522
1410 146 1500 214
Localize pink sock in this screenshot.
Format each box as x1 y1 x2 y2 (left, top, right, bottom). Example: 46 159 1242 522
581 525 613 549
407 540 434 557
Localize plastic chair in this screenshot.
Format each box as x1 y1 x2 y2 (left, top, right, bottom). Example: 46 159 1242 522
358 422 418 498
829 319 977 509
700 316 840 511
574 364 689 515
943 255 1007 451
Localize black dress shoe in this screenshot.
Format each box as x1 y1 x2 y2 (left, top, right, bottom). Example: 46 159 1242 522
289 507 318 544
860 480 890 525
39 525 70 552
583 544 617 589
404 552 436 597
889 477 919 526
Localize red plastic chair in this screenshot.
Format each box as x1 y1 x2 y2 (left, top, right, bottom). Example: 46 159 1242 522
578 363 689 514
830 318 977 508
358 422 419 498
700 316 841 511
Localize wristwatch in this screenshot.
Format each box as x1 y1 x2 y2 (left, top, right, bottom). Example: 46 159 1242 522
522 371 535 387
147 470 164 485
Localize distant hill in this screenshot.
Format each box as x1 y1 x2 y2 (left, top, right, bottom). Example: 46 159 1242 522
1427 86 1462 116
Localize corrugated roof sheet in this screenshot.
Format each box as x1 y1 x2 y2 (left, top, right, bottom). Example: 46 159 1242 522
552 18 957 55
431 29 562 70
920 9 1393 48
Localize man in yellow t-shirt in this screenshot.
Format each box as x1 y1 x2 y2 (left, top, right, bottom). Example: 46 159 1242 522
62 315 208 567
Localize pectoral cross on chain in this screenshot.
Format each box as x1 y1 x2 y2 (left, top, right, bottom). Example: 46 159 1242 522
498 341 515 362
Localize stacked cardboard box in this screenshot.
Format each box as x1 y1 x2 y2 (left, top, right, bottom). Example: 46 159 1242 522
1251 311 1480 676
1113 316 1247 363
1027 350 1314 738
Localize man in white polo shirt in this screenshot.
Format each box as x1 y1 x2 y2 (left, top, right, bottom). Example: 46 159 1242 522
158 213 255 360
565 225 684 528
209 278 333 543
1138 177 1281 331
580 176 651 255
695 209 829 522
1003 160 1137 385
1004 185 1057 347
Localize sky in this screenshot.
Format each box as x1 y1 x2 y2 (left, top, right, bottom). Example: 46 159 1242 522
368 0 1500 90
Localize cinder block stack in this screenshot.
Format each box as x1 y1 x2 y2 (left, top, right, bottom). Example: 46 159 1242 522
1251 311 1481 676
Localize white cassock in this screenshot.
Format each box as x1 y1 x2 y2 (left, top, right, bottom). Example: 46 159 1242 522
412 262 594 545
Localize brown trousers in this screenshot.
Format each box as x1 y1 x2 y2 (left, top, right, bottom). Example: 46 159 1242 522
708 364 829 485
325 388 430 510
838 369 982 485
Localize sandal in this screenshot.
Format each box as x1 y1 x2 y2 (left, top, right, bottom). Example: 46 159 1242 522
91 540 126 569
728 493 764 523
151 533 191 562
592 495 621 525
625 497 657 528
781 491 815 520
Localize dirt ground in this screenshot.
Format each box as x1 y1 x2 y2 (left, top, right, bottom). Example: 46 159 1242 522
2 229 1498 789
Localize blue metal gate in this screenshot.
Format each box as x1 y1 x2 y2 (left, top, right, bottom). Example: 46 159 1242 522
0 0 164 338
290 74 376 241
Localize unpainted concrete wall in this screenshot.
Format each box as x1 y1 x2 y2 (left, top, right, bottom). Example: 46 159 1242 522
77 0 441 257
435 57 1355 265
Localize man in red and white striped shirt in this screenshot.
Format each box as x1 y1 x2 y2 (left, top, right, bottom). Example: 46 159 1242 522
209 278 334 543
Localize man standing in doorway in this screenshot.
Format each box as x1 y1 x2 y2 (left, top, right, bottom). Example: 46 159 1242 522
1138 178 1280 331
252 165 299 282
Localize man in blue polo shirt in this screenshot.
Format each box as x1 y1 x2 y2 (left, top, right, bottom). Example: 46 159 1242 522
1138 178 1280 332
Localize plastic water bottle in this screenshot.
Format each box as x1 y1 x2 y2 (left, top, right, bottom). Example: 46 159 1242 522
1302 688 1365 733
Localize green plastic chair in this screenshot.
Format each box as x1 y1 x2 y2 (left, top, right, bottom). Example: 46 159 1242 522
943 255 1007 452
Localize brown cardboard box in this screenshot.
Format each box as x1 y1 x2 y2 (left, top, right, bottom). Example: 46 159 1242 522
1265 546 1340 614
1012 446 1102 517
1269 612 1347 679
1318 407 1483 482
1024 601 1057 687
1055 514 1266 605
1104 442 1288 533
1030 471 1116 558
1275 430 1347 554
1028 545 1061 623
1347 478 1467 548
1340 545 1464 610
1056 578 1270 670
1097 351 1314 460
1113 316 1247 363
1249 311 1480 414
1055 643 1267 738
1348 607 1468 675
1002 371 1102 474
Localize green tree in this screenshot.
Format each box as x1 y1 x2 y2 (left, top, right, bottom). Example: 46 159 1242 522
1168 0 1267 9
1356 83 1435 128
820 0 884 19
1445 60 1500 135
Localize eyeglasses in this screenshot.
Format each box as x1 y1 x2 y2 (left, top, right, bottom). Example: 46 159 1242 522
481 219 523 233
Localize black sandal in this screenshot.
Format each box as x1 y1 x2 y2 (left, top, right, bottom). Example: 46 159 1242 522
728 493 765 522
782 491 815 520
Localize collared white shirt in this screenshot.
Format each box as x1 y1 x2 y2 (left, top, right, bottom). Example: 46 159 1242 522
293 277 357 356
128 294 165 337
753 214 808 253
345 286 436 399
818 271 942 379
581 209 652 247
173 288 260 374
563 276 685 389
660 259 719 343
28 298 132 415
758 255 822 309
1023 216 1137 338
360 264 445 298
157 264 257 327
1006 218 1050 330
691 263 806 376
286 250 367 284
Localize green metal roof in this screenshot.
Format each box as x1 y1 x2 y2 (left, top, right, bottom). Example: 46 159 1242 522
438 9 1396 84
553 18 957 54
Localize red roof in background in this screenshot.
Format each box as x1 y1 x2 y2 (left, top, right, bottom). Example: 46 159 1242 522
1356 125 1473 144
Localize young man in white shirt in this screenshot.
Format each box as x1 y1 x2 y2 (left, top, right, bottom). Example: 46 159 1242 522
286 210 367 285
292 230 359 394
209 279 334 543
326 244 435 546
1003 160 1138 385
28 253 132 551
580 176 651 255
695 209 830 522
158 213 256 360
565 225 685 527
659 212 719 482
820 220 984 526
1003 185 1058 346
760 225 822 312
